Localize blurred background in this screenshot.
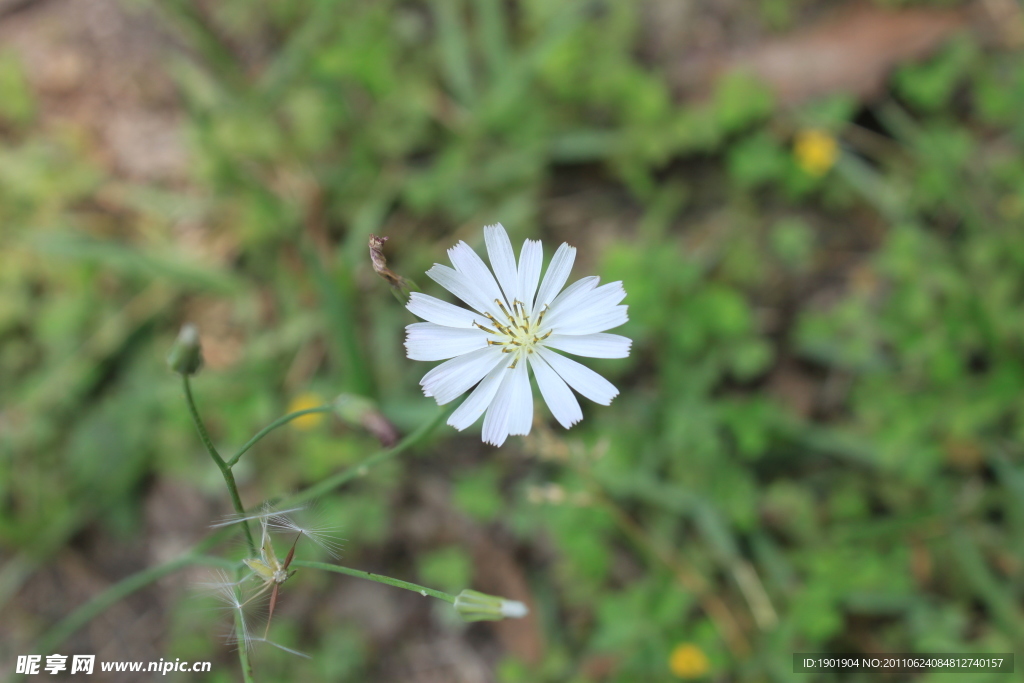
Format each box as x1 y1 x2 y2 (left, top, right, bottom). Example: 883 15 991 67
2 0 1024 680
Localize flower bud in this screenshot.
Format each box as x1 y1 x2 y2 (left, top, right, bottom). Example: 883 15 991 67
333 393 399 447
453 589 528 622
167 324 203 376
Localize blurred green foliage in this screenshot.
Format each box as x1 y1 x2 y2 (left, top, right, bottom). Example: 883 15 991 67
3 0 1024 681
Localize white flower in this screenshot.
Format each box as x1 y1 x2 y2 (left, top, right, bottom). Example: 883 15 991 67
405 223 630 446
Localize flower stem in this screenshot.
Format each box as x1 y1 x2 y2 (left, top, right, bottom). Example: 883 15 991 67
37 405 453 654
226 405 334 467
233 579 255 683
182 375 256 555
291 560 455 603
37 534 232 654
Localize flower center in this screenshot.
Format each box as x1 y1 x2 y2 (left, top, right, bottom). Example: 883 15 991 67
473 299 552 368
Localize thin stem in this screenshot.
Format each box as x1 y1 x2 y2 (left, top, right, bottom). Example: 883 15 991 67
37 533 231 654
37 406 453 654
233 572 256 683
182 375 226 467
226 405 334 468
182 375 256 555
291 560 455 603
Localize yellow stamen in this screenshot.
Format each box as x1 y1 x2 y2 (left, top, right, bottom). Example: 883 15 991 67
482 297 555 369
473 321 499 335
495 299 512 319
484 312 512 335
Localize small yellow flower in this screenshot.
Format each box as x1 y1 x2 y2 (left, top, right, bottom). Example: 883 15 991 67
287 392 326 430
669 642 710 679
794 129 839 177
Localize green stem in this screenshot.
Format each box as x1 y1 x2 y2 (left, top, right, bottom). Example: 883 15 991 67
233 578 256 683
291 560 455 603
36 533 231 654
226 405 334 468
282 405 452 508
182 375 226 468
36 405 453 654
183 375 256 555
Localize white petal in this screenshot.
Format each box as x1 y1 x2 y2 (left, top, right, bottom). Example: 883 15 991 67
484 224 519 307
534 243 576 311
421 347 505 405
405 323 488 361
528 353 583 429
507 360 533 436
544 281 626 330
407 292 478 328
427 264 492 314
571 280 627 315
552 305 629 335
482 366 518 447
448 241 507 312
448 360 508 430
517 239 542 313
500 599 528 618
544 333 631 358
542 276 599 326
535 347 619 405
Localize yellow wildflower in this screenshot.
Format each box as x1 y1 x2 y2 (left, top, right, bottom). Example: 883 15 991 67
669 642 710 679
286 392 326 430
794 129 839 177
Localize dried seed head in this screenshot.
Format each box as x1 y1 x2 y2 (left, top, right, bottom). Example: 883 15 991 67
369 234 415 295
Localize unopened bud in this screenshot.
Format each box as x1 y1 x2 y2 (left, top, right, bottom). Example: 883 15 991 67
333 394 399 447
453 589 528 622
167 324 203 376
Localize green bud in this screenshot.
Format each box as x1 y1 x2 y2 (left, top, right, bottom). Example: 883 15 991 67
167 324 203 376
453 589 528 622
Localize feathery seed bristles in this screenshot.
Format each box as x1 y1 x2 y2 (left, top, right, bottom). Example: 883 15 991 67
202 503 343 658
199 570 310 658
250 638 311 659
210 503 342 559
209 504 308 529
203 571 256 653
196 570 248 591
266 514 344 559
